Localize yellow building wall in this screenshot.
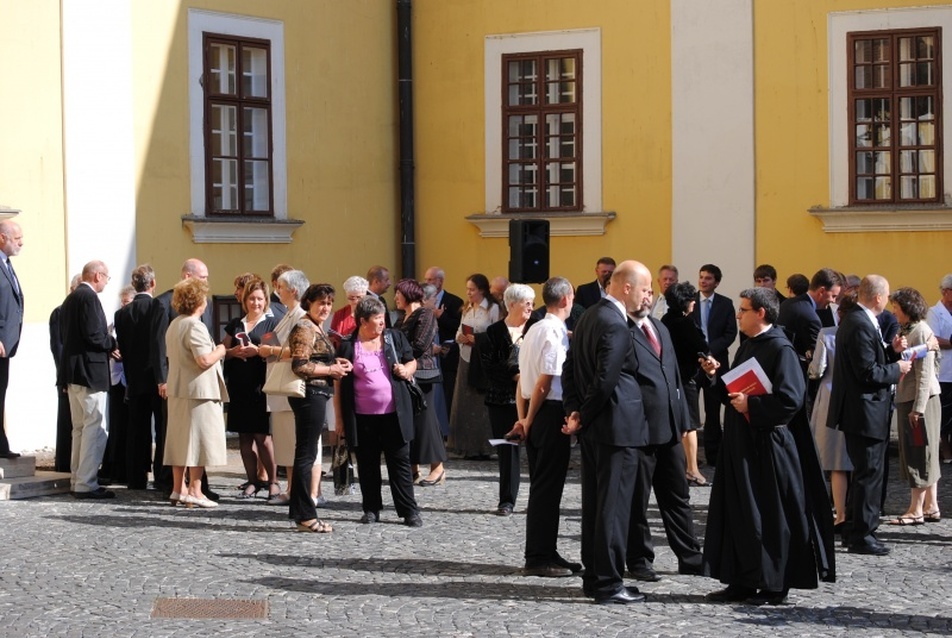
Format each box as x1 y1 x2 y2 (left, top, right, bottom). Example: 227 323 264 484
413 0 672 293
0 0 68 315
755 0 952 297
131 1 399 297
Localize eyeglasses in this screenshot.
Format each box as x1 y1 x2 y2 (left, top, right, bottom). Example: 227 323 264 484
737 306 754 314
97 272 111 282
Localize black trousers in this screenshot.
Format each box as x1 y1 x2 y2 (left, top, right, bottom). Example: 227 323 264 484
354 412 419 519
55 387 72 472
288 389 328 523
487 403 520 509
126 388 163 489
0 358 9 454
524 401 572 567
844 432 888 545
627 442 703 572
579 434 638 596
153 400 173 489
101 382 129 483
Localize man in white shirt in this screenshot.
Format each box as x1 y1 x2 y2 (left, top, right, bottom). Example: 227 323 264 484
926 273 952 461
509 277 579 578
650 264 678 320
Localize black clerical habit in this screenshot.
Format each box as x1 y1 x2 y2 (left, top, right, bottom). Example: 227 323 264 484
703 326 835 592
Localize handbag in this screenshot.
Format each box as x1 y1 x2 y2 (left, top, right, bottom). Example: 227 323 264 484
332 440 359 495
386 331 427 415
262 360 305 399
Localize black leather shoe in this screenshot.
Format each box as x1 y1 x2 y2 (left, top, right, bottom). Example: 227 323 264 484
678 561 705 576
628 565 662 582
748 589 788 606
553 555 583 574
202 488 221 503
523 564 573 578
706 585 756 602
72 487 116 500
495 504 513 517
594 587 646 604
360 511 379 524
848 540 890 556
404 513 423 527
0 451 21 459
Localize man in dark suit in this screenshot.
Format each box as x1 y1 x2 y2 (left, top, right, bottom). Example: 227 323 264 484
689 263 737 466
562 260 653 605
0 221 24 459
366 265 393 328
424 266 463 412
50 274 81 471
115 265 161 490
777 268 841 378
828 275 910 556
753 264 787 306
626 290 703 581
150 258 214 494
573 257 616 310
60 261 118 499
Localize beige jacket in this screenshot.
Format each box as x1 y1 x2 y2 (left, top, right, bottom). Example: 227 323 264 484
894 320 939 412
165 315 228 402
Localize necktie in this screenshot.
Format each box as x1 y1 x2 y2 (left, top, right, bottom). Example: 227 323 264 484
700 298 711 339
641 322 662 357
5 259 19 297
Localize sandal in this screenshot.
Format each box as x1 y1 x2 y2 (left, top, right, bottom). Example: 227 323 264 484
888 515 924 526
295 519 333 533
924 510 942 523
236 481 261 499
686 474 709 487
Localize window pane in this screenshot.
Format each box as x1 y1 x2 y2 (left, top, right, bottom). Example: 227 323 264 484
508 186 537 209
244 160 270 211
917 62 934 86
899 62 915 87
854 66 871 89
920 175 936 198
508 59 537 83
899 150 916 173
874 123 890 147
899 37 914 62
211 104 237 155
874 176 892 199
873 98 889 121
856 176 874 199
918 36 934 59
209 43 236 95
900 122 916 146
874 151 890 174
212 158 238 210
919 121 935 145
546 57 575 82
855 99 872 122
900 175 917 199
899 97 913 120
856 124 871 148
508 82 537 106
919 149 935 172
918 96 935 120
856 151 873 174
855 40 871 63
242 107 269 158
509 163 537 186
873 64 890 89
242 47 269 98
873 38 889 62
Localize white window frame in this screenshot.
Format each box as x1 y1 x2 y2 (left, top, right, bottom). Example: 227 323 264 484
816 6 952 232
474 28 612 237
186 9 300 242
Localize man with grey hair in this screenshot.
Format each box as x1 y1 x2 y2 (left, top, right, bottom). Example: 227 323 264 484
0 220 24 459
926 273 952 461
115 264 160 489
828 275 911 556
60 260 119 498
650 264 678 320
509 276 580 577
424 266 463 411
366 265 393 328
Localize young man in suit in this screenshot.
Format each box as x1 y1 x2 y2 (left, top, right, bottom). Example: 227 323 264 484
828 275 911 556
690 263 737 467
777 268 841 378
573 257 616 309
753 264 787 306
114 264 160 490
562 260 653 605
424 266 463 412
0 220 24 459
60 261 119 499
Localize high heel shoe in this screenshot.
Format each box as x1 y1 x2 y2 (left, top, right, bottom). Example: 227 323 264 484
169 491 183 506
183 494 219 509
236 481 262 499
418 470 445 487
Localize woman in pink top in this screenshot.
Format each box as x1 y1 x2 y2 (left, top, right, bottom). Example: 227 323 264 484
334 296 422 527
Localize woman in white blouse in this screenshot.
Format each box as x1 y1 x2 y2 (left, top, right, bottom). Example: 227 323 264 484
448 274 500 459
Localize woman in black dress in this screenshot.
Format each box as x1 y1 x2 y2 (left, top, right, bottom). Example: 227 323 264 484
394 278 447 486
661 281 710 486
223 276 279 498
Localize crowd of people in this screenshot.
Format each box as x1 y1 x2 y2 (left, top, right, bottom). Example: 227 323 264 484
22 240 951 605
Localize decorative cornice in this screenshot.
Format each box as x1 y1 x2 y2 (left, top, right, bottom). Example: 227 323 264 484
808 205 952 233
181 215 304 244
0 206 21 220
465 211 616 238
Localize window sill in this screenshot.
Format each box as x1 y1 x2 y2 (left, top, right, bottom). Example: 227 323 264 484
465 211 616 238
181 215 305 244
0 206 21 221
808 205 952 233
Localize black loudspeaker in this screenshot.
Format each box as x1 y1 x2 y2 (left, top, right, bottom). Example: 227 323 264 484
509 219 550 284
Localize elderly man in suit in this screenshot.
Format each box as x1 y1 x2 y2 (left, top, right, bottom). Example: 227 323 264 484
424 266 464 412
150 258 214 496
689 263 737 467
828 275 911 556
0 221 24 459
115 264 161 490
562 260 653 605
574 257 616 310
61 260 119 499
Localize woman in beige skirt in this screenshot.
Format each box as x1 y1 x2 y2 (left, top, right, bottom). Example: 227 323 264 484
164 278 228 509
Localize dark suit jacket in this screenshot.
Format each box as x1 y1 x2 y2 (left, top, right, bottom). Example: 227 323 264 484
563 299 646 447
660 310 709 382
630 317 690 443
777 293 822 369
574 280 604 310
435 290 463 344
150 288 214 385
689 292 736 366
115 293 155 397
0 257 23 357
59 283 116 392
827 308 901 440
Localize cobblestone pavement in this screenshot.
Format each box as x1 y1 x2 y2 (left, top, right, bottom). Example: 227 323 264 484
3 442 952 638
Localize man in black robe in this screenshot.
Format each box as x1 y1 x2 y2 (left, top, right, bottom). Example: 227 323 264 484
701 287 835 606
